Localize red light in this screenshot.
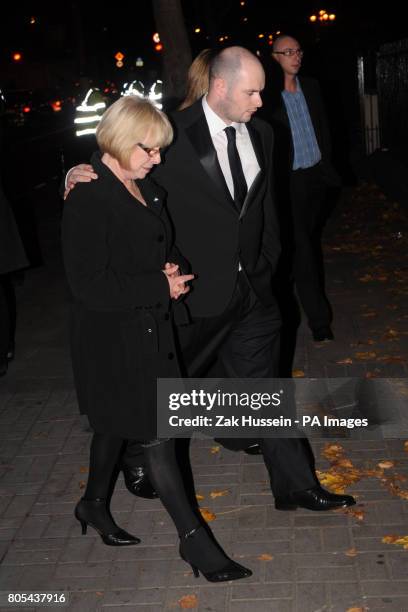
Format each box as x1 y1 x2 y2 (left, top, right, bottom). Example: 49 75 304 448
13 52 22 62
23 106 31 113
51 100 62 112
155 43 163 52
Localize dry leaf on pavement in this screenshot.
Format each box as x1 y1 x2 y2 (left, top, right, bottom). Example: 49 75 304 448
377 461 395 469
209 489 229 499
178 594 199 609
199 508 216 522
258 553 273 561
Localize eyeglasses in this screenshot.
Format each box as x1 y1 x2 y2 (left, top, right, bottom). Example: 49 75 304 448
137 143 161 157
273 48 304 57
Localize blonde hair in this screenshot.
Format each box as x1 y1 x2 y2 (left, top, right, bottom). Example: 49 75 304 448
179 49 213 110
96 96 173 169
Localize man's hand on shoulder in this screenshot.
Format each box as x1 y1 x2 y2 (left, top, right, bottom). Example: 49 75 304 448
64 164 98 200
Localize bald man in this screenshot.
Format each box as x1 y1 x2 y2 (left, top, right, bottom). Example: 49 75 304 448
65 47 355 512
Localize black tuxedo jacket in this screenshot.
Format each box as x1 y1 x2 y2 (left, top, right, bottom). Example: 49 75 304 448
153 98 280 318
263 76 340 189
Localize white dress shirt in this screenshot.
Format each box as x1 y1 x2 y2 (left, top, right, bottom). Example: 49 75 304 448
202 96 260 200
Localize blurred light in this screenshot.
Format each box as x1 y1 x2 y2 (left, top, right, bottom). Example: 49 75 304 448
152 32 160 43
240 1 245 5
224 35 229 40
268 40 273 46
76 128 97 137
276 30 281 35
242 17 248 22
329 13 336 20
310 15 317 22
116 60 124 67
319 9 325 15
258 33 264 38
322 13 329 20
30 16 36 25
114 52 124 61
135 57 144 67
194 27 201 33
219 36 224 42
23 106 31 113
76 89 106 113
51 100 62 112
12 52 22 62
149 80 163 110
121 80 145 98
268 34 273 39
155 43 163 51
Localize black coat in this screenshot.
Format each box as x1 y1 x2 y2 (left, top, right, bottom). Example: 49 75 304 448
153 98 281 318
0 178 28 275
263 76 341 191
61 152 184 439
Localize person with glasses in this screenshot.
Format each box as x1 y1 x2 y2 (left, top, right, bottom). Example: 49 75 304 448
270 34 341 344
62 95 253 582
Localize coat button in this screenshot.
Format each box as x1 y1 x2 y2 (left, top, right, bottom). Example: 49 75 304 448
168 352 174 360
164 313 170 321
158 234 164 242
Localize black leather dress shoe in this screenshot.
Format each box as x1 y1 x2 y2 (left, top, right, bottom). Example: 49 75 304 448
312 327 334 342
244 443 263 455
275 486 356 511
122 465 158 499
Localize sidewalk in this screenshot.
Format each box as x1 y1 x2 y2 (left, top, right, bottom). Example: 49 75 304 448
0 182 407 612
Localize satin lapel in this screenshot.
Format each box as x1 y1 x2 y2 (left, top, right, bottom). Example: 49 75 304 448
185 113 237 212
239 123 265 219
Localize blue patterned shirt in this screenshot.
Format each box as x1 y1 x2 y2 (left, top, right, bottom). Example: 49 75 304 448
281 79 321 170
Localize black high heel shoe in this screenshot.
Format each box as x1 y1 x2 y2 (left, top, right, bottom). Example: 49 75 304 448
74 498 140 546
179 525 252 582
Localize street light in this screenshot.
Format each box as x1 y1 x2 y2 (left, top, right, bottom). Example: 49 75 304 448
309 10 336 23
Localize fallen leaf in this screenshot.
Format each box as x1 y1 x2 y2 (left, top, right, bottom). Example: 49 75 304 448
79 480 86 490
345 547 358 557
258 553 273 561
292 369 305 378
210 446 220 454
382 535 408 549
378 461 395 469
321 443 345 461
79 466 89 473
199 508 216 522
359 274 373 282
335 458 354 469
178 594 199 609
355 351 377 360
209 489 229 499
377 355 405 364
195 494 205 501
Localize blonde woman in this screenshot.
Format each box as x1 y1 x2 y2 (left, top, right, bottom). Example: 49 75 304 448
62 96 251 582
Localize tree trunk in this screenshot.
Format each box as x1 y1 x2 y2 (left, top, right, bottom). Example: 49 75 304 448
152 0 192 106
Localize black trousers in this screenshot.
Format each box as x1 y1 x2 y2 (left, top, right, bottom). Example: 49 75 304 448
290 164 332 331
123 272 318 496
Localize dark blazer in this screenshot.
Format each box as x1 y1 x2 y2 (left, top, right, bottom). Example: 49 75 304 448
153 98 281 318
264 76 340 189
0 178 28 275
61 152 183 440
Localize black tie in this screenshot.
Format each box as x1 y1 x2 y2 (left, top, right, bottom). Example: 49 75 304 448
224 126 247 210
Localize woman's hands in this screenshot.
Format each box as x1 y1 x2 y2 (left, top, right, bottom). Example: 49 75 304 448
162 262 194 300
